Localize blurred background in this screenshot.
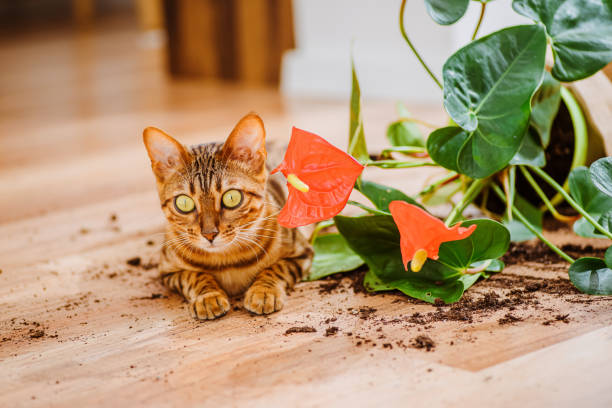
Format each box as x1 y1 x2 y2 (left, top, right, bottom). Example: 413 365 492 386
1 0 610 224
0 0 548 100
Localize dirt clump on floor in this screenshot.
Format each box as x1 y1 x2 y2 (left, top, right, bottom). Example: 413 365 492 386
126 257 141 267
412 335 435 351
498 313 523 325
284 326 317 335
133 293 168 300
29 329 45 338
543 314 571 326
325 326 339 336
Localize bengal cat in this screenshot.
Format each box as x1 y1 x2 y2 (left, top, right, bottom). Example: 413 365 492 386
143 113 313 320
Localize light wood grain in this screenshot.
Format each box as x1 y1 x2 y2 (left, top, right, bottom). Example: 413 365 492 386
0 21 611 408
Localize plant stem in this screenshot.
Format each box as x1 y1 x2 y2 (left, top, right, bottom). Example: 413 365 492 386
471 2 486 41
561 87 588 180
444 178 488 226
366 160 438 169
492 185 575 263
519 166 576 222
501 167 515 221
347 200 390 216
310 219 335 244
418 172 459 196
398 117 438 129
466 259 492 274
529 166 612 239
399 0 443 90
381 146 427 156
548 86 588 206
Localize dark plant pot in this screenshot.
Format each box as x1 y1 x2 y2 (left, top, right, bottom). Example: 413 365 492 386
484 71 612 215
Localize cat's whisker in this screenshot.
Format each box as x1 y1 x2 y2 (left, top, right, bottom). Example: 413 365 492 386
261 201 282 209
238 231 277 239
236 234 269 258
235 239 260 263
239 210 281 228
236 226 278 235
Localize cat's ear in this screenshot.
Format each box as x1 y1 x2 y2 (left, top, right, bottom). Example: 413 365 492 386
221 113 267 173
143 127 190 180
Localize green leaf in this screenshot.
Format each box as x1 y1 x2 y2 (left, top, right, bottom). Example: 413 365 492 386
529 72 561 148
510 75 561 166
364 268 467 303
388 278 466 304
430 25 547 178
308 234 364 281
421 177 461 206
386 103 425 148
569 166 612 237
513 0 612 82
510 127 546 167
334 215 406 281
569 257 612 295
600 211 612 235
386 121 425 148
348 60 369 163
605 246 612 269
474 258 505 273
503 194 543 242
437 219 510 270
363 269 394 291
574 210 612 239
356 179 422 212
334 215 508 304
590 157 612 198
458 273 483 292
424 0 469 25
570 167 612 214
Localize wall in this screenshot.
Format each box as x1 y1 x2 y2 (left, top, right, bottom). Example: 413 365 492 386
281 0 530 102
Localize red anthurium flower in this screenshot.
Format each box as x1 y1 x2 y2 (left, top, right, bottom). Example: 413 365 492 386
389 201 477 272
272 127 365 228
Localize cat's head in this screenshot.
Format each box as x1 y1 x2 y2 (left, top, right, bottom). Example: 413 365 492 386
143 113 268 252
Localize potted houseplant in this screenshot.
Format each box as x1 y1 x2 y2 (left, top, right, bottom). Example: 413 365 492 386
274 0 612 302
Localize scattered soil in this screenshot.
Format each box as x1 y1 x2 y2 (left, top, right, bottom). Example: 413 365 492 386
126 257 141 267
325 326 339 337
284 326 317 335
318 280 341 294
133 293 167 300
502 242 605 266
498 313 523 325
358 307 377 320
543 314 570 326
303 239 611 353
29 329 45 338
412 335 435 351
2 319 58 343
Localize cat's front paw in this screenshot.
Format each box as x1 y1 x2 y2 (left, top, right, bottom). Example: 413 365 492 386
189 291 230 320
243 285 284 315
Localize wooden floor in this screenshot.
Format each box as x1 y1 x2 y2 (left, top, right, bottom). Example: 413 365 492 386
1 23 611 408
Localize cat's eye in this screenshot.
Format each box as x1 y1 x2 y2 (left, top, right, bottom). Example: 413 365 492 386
222 189 243 209
174 194 195 214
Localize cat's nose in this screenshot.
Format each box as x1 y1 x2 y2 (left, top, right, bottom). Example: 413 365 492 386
202 230 219 243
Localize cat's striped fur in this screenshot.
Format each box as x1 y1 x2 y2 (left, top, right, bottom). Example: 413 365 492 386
143 114 313 320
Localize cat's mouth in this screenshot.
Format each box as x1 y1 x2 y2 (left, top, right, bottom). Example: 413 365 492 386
193 235 232 252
